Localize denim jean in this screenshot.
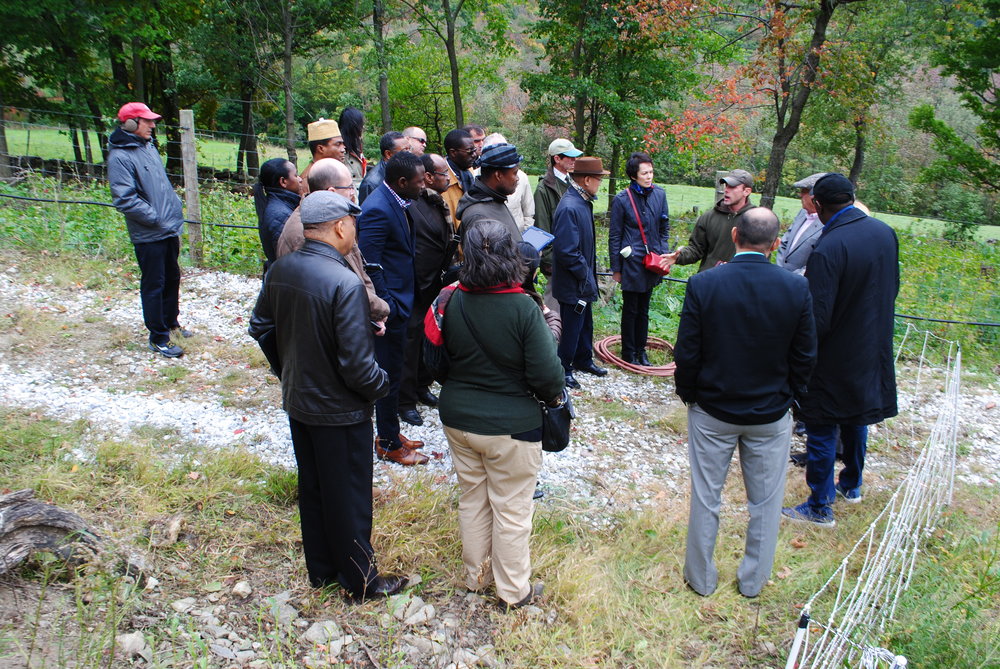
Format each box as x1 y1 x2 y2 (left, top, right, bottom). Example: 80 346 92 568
805 423 868 515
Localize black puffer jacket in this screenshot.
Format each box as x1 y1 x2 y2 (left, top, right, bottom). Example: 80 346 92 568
256 187 300 263
249 239 389 425
107 127 184 244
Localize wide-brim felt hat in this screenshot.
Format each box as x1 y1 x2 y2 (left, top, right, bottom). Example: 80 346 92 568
570 156 609 176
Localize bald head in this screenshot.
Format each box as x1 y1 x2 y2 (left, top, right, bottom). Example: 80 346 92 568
308 158 353 194
734 207 780 254
402 126 427 156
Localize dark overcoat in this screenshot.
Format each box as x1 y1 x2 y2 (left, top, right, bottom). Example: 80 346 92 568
798 207 899 425
551 186 598 305
608 184 670 293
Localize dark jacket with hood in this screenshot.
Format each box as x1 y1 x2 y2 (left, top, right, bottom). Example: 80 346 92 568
107 127 184 244
676 198 754 272
798 207 899 425
249 238 389 426
455 178 521 242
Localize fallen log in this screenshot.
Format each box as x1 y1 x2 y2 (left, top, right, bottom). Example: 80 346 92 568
0 489 101 575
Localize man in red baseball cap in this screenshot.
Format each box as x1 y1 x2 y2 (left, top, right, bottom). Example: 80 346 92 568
108 102 191 357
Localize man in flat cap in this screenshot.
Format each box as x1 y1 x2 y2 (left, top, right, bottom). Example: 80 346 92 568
249 190 406 600
782 173 899 527
552 156 610 389
777 172 827 274
662 169 756 273
455 142 525 241
300 118 347 190
535 139 583 312
108 102 191 358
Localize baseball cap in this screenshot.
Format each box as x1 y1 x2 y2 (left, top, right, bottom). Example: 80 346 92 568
720 169 754 188
307 118 342 142
479 143 523 169
117 102 161 123
547 138 583 157
300 190 361 225
793 172 828 190
810 173 855 202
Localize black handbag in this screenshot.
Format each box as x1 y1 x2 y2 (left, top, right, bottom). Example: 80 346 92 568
457 295 574 452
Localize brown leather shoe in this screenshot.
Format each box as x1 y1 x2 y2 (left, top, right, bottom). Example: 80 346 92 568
376 443 429 466
398 433 425 449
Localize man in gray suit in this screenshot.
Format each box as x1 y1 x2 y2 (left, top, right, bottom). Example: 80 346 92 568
674 207 817 598
776 172 827 274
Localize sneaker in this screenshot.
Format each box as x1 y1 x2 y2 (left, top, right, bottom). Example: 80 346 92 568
149 340 184 358
835 484 863 504
781 502 835 527
171 326 195 338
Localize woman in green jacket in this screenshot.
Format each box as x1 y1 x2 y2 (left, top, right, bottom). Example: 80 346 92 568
438 219 565 611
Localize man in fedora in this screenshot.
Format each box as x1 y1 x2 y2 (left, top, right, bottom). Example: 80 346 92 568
455 142 524 241
662 169 755 273
300 118 347 190
108 102 191 358
551 156 609 389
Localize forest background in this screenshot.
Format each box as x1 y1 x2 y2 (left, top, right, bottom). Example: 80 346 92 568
0 0 998 239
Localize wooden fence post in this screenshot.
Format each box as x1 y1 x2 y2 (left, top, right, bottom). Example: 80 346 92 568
179 109 204 266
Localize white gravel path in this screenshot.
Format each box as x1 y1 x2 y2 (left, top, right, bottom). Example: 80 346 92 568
1 259 997 512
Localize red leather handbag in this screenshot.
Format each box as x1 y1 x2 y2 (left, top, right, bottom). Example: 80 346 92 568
626 188 669 276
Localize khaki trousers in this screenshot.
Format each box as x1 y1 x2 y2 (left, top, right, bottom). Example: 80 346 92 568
444 426 542 604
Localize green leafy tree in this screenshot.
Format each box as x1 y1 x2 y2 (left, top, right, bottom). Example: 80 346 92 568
909 0 1000 191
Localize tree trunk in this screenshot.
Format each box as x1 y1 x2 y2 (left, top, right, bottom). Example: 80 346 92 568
571 11 587 146
85 96 109 162
0 87 11 179
108 34 131 98
148 52 182 179
608 142 621 208
131 38 145 103
281 0 297 165
443 0 464 127
238 77 259 180
848 117 866 185
758 0 842 209
373 0 392 133
69 119 84 165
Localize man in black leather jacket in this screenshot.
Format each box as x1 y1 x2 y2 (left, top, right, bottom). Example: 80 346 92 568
249 190 406 600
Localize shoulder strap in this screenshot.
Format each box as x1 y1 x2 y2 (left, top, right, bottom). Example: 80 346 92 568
625 187 651 251
456 293 534 399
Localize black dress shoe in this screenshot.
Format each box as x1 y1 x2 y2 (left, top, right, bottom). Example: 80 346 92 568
351 575 407 601
399 408 423 426
564 373 580 389
416 389 439 407
577 362 608 377
637 351 652 367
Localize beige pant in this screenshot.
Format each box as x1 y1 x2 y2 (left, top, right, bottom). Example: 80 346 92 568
444 426 542 604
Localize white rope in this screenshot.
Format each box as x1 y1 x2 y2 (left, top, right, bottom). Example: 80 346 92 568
786 329 961 669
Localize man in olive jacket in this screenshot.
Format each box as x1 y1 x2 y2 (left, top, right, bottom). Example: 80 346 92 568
534 139 582 312
108 102 188 358
663 169 755 273
249 190 404 600
782 174 899 528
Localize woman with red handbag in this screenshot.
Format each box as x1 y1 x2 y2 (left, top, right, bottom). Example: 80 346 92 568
609 152 671 365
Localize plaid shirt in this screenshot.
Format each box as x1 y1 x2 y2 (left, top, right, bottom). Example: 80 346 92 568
383 181 412 210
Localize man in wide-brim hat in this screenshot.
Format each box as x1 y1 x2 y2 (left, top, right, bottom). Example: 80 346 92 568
550 156 610 389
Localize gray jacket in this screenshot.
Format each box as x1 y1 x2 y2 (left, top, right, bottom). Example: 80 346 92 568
776 209 824 274
107 127 184 244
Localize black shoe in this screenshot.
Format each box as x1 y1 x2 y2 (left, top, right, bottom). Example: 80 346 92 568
637 351 652 366
794 421 807 436
564 373 580 389
399 408 423 426
577 362 607 377
171 326 195 338
790 451 807 467
416 389 439 407
350 575 407 601
532 484 545 500
498 582 543 612
622 352 638 364
148 340 183 358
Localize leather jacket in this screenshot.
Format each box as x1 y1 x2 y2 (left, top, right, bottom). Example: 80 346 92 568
249 238 389 425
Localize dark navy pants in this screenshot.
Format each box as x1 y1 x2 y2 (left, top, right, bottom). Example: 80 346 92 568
558 301 595 373
373 319 406 448
620 289 653 361
805 423 868 515
133 235 181 344
288 418 377 596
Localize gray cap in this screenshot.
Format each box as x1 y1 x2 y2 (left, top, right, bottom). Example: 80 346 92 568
793 172 828 190
300 190 361 225
720 169 754 188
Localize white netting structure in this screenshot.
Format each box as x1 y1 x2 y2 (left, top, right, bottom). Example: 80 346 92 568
785 324 961 669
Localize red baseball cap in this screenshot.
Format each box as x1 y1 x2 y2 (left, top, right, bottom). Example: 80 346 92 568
116 102 162 123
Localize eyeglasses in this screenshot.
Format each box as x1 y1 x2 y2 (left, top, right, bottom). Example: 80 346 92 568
334 184 356 192
432 171 449 177
411 137 427 145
